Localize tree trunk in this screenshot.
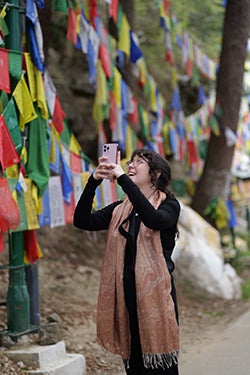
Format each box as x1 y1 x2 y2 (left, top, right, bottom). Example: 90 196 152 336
191 0 250 218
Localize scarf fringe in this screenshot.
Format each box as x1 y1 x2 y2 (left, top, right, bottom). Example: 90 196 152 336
123 350 179 370
143 350 179 370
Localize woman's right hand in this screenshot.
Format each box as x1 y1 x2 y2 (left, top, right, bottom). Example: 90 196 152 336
93 156 113 181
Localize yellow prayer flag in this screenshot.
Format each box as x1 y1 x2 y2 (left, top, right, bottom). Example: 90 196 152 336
76 13 81 35
150 77 157 113
35 68 49 119
159 3 170 30
6 164 19 178
0 4 7 17
126 125 134 158
113 67 122 107
118 14 130 57
25 53 49 119
171 68 178 88
137 58 147 86
92 94 105 123
32 183 42 215
13 75 37 127
24 53 37 101
96 59 107 105
82 171 91 187
23 179 40 230
69 133 81 155
49 127 57 163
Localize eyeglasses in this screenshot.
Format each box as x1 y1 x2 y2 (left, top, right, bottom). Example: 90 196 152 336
126 157 149 169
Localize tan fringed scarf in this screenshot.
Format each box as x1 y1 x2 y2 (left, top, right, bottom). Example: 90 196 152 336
96 190 179 369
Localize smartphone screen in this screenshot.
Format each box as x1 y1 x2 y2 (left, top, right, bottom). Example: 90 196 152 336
102 143 118 163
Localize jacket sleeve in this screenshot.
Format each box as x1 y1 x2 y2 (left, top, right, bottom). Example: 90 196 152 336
117 174 180 230
73 174 121 231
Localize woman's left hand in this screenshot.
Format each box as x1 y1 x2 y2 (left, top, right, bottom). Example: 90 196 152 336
109 164 125 181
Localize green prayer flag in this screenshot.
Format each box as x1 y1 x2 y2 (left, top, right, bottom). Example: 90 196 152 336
52 0 69 13
0 90 9 110
60 119 72 146
3 98 22 154
0 17 9 37
25 106 50 197
8 49 23 81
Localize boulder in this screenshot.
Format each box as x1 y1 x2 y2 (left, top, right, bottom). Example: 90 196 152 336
173 203 242 300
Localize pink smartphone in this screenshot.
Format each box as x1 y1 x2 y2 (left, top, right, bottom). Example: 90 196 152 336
102 143 118 163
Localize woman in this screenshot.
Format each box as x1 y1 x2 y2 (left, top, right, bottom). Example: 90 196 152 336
74 148 180 374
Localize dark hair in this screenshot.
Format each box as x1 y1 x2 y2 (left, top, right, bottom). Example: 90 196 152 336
130 148 175 199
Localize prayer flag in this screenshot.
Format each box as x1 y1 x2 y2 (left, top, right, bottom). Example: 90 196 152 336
109 0 118 23
26 18 44 72
44 69 56 116
67 8 77 45
79 15 89 54
13 75 37 128
109 91 116 130
118 14 130 57
0 115 20 171
25 107 50 196
52 96 65 134
113 67 122 107
70 152 82 173
48 176 65 228
0 178 20 232
187 140 198 164
130 31 142 64
0 48 10 93
2 98 22 155
51 0 68 13
23 178 40 230
73 173 83 207
99 43 111 78
64 193 75 224
38 187 51 227
0 232 3 253
23 229 42 264
61 155 73 204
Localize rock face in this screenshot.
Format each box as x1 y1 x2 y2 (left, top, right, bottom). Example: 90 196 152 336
173 203 242 300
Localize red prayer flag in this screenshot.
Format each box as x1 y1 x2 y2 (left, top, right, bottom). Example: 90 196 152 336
166 50 174 66
186 57 193 78
70 152 82 173
187 140 198 164
23 230 40 264
90 0 98 27
64 193 75 224
52 96 65 134
127 97 138 124
0 115 20 171
109 0 118 23
66 8 77 45
0 232 3 253
99 43 111 78
0 178 20 232
0 48 10 93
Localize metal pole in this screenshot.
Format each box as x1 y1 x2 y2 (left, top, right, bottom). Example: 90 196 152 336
25 263 40 331
7 232 30 334
5 0 31 336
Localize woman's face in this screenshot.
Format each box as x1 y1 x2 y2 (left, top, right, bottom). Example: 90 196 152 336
126 156 151 188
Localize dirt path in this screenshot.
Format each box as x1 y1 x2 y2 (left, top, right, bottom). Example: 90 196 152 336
0 226 249 374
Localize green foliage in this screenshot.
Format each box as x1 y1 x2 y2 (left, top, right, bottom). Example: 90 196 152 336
204 196 230 230
171 0 224 59
241 279 250 301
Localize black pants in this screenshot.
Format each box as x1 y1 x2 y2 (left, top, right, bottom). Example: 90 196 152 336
123 268 179 375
